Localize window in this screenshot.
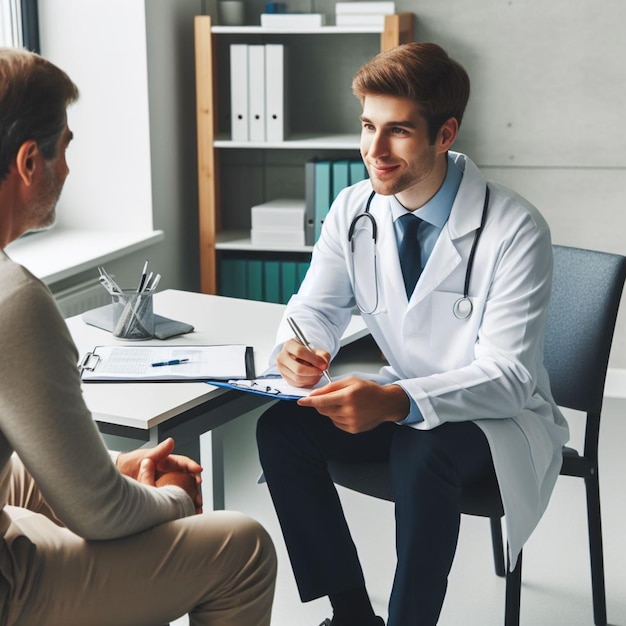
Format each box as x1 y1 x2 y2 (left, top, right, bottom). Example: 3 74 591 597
0 0 39 51
4 1 164 287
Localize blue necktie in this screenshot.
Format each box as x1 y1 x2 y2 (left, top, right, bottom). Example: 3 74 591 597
399 213 422 298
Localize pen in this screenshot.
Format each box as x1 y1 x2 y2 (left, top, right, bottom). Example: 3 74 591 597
286 316 332 383
151 358 190 368
137 260 149 293
147 273 161 292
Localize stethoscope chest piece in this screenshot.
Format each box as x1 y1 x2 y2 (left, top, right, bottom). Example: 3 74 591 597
453 297 473 320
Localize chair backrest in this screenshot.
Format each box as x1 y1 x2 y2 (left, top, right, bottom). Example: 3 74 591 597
544 245 626 415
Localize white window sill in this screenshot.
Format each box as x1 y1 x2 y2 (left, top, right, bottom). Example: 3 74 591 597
5 227 164 285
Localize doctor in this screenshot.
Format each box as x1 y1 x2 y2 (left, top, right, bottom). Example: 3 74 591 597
256 42 569 626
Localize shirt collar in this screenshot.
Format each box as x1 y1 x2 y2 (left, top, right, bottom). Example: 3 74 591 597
390 153 463 228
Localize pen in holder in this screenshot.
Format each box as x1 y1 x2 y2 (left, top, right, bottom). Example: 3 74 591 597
111 290 154 340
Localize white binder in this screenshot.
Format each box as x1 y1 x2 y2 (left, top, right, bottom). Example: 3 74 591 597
247 45 266 142
230 44 249 141
265 44 286 142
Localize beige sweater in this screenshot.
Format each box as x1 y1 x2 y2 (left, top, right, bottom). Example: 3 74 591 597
0 250 195 603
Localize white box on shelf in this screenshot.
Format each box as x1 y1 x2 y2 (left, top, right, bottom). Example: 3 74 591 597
335 14 387 27
251 199 306 230
335 2 395 14
260 13 326 28
251 229 306 246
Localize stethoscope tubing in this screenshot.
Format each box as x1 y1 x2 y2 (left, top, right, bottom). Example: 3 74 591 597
348 186 490 318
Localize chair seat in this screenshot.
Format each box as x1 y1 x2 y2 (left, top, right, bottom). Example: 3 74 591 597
328 461 393 502
328 460 505 518
329 445 587 519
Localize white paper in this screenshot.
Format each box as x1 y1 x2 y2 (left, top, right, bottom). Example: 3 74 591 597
80 344 251 381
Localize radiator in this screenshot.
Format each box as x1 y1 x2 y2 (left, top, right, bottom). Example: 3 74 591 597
54 279 110 318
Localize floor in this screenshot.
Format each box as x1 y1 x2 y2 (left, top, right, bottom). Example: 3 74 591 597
173 396 625 626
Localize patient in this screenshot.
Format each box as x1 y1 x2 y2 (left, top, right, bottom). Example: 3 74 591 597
0 47 276 625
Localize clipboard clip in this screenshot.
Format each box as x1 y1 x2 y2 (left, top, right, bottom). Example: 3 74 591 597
229 379 283 396
78 351 101 372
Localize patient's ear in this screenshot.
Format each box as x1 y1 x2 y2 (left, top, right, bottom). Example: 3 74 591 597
14 140 41 186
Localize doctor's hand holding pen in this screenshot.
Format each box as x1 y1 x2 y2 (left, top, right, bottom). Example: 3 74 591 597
276 338 332 388
278 317 410 433
278 316 333 387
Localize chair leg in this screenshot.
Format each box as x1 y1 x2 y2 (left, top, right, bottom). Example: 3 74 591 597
586 473 607 626
504 548 522 626
490 517 506 577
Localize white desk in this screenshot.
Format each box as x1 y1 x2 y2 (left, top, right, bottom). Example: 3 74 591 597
66 289 370 508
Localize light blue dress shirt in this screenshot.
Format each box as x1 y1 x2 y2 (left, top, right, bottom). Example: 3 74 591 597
390 153 463 425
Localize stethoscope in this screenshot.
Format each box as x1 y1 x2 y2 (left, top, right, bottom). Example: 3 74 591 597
348 186 490 319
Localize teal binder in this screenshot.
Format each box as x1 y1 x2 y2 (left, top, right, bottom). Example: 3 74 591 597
281 261 298 304
264 260 282 303
297 260 310 287
219 258 236 297
332 160 350 202
231 258 248 299
220 257 248 299
314 160 332 241
349 159 368 184
246 259 264 301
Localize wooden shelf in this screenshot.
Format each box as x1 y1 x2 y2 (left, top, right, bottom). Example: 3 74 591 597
216 230 314 254
194 13 414 294
214 133 360 150
212 25 397 35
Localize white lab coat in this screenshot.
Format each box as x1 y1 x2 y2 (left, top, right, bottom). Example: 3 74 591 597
275 152 570 566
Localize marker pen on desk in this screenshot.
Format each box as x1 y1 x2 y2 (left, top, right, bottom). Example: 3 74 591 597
286 316 332 383
151 358 190 368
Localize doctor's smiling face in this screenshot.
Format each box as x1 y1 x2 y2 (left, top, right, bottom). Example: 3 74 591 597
353 42 469 210
360 94 457 211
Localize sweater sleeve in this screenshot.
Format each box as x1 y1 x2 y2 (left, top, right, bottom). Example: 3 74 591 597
0 270 195 540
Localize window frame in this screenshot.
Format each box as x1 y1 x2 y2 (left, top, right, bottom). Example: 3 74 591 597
0 0 39 51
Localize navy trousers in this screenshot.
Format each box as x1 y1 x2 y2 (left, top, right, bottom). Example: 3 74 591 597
256 402 496 626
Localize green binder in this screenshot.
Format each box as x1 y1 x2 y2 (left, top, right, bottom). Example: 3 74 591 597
297 261 310 288
281 261 298 304
332 159 350 202
314 160 332 242
231 258 248 299
263 260 282 303
349 159 368 184
246 259 264 301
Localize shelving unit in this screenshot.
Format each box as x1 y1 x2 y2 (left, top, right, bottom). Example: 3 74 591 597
194 13 414 295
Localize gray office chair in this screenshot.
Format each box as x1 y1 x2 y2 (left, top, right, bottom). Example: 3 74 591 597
328 245 626 626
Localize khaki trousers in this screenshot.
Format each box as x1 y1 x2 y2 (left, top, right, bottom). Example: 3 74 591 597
2 455 276 626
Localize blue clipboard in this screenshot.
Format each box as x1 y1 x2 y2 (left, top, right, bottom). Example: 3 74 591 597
207 376 320 401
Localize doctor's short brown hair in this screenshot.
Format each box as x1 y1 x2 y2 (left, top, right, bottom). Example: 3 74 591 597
0 47 79 183
352 42 470 145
